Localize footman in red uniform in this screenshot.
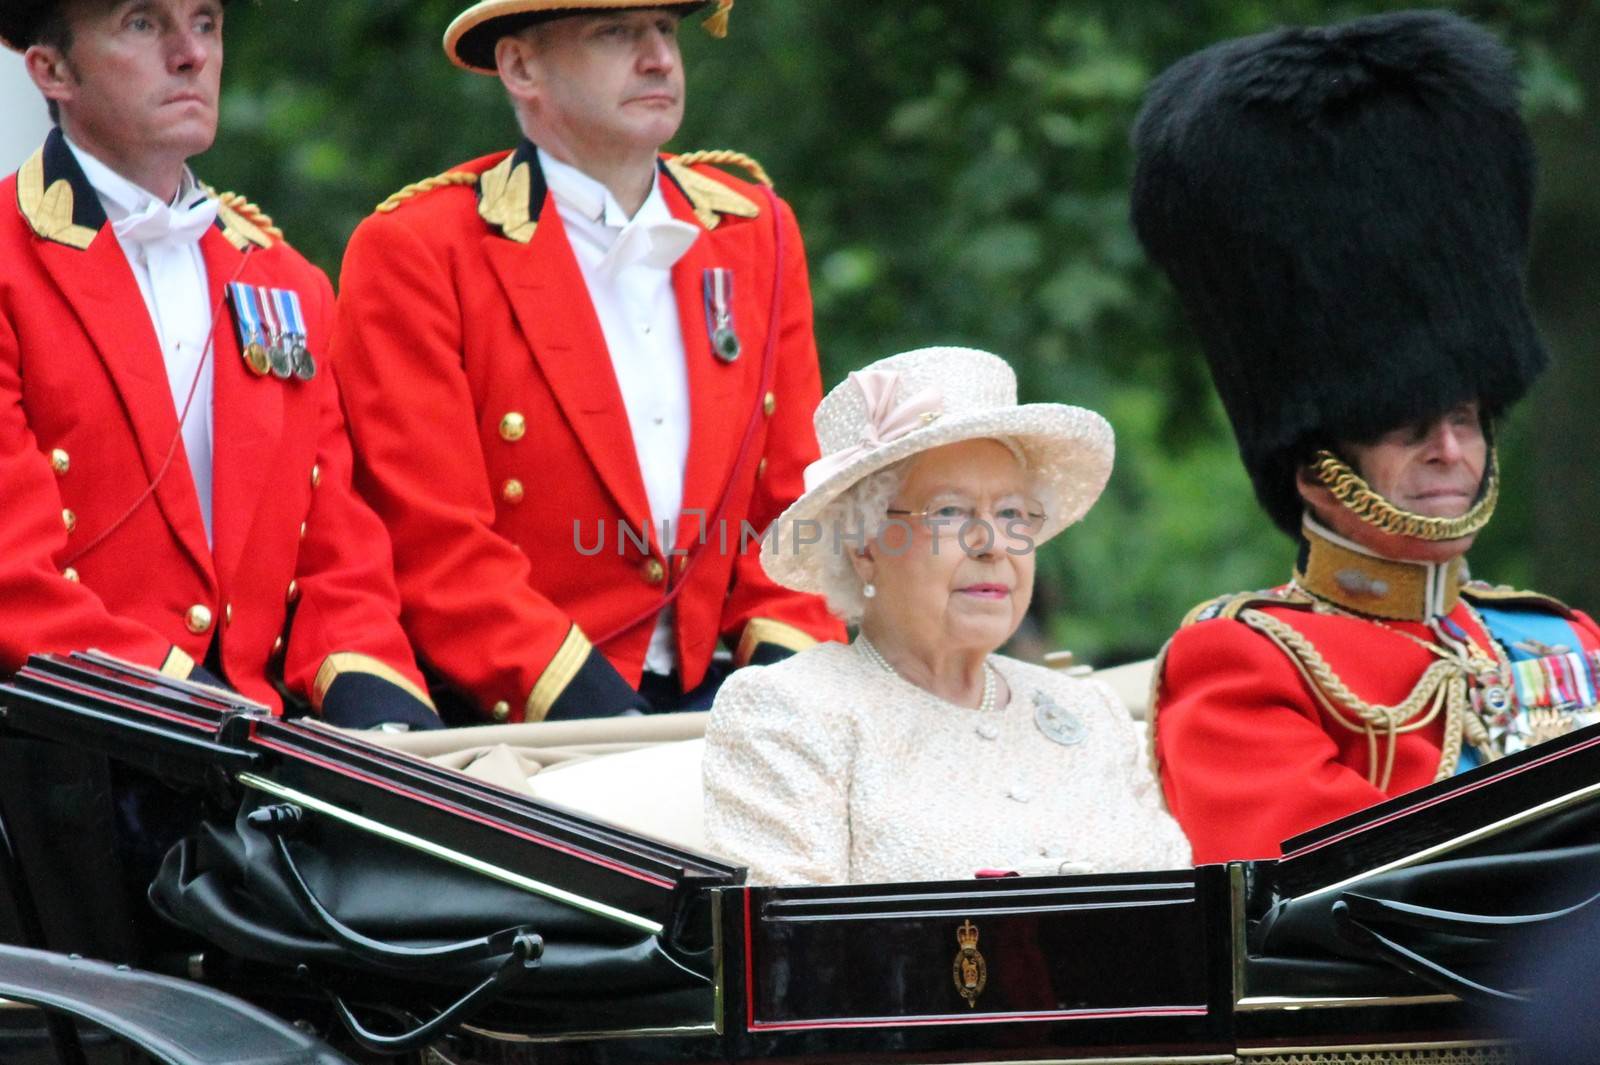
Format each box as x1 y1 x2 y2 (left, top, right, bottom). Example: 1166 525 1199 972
332 0 843 723
0 0 438 728
1130 10 1600 861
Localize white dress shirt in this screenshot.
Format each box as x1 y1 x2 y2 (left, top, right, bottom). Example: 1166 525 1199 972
67 136 220 546
539 149 700 676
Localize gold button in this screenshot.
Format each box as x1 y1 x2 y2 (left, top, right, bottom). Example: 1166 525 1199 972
49 449 69 476
271 636 284 656
763 392 776 417
492 700 511 723
756 457 768 480
641 558 666 585
499 412 527 442
62 567 79 583
286 580 300 603
502 479 525 504
310 464 321 488
299 521 308 540
224 602 234 626
672 554 688 576
186 604 214 634
62 508 76 532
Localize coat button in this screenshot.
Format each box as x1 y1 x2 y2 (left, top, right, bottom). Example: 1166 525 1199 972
271 636 284 656
62 567 79 583
286 580 300 603
186 604 214 634
499 413 527 442
492 700 511 723
756 458 768 480
673 554 688 576
224 602 234 627
62 509 76 532
299 521 308 540
641 558 666 585
49 449 70 476
502 479 525 504
763 392 776 417
310 464 321 488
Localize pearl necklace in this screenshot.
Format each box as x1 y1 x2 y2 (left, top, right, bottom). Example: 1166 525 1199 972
856 636 997 715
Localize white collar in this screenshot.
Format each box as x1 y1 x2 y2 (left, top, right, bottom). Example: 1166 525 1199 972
63 133 205 223
537 147 671 230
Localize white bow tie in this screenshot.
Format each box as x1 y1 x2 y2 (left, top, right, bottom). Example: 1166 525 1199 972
113 193 220 250
599 217 699 277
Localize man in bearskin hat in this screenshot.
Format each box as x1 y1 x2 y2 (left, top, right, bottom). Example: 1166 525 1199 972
331 0 843 723
0 0 439 728
1131 10 1600 863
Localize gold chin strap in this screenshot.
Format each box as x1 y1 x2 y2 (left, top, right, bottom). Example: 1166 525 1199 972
1311 447 1499 543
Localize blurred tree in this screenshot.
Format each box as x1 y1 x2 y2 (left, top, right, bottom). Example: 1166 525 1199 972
204 0 1593 664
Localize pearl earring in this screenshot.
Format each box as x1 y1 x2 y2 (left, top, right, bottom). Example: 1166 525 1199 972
863 583 876 599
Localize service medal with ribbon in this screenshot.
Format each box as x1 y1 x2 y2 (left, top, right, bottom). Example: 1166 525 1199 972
702 267 741 363
269 287 317 381
248 285 292 379
226 282 272 377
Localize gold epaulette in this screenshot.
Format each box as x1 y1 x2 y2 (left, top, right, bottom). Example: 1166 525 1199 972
376 169 481 214
671 149 773 188
206 188 280 250
1180 586 1313 628
1462 581 1578 617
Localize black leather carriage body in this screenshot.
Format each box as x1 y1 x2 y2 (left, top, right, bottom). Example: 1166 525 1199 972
3 651 1599 1064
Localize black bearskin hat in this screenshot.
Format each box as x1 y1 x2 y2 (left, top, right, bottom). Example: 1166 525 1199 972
0 1 59 50
1131 10 1546 537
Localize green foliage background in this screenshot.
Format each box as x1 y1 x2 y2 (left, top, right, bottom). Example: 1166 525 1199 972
205 0 1600 665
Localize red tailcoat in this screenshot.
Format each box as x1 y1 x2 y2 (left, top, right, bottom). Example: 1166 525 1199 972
332 143 844 723
0 131 430 717
1156 582 1600 864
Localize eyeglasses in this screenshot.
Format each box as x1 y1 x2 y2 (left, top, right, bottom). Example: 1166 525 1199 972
885 495 1047 543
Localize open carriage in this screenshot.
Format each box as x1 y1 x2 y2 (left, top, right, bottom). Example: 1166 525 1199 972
1 651 1592 1064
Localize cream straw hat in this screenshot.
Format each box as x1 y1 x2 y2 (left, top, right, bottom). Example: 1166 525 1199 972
762 346 1114 595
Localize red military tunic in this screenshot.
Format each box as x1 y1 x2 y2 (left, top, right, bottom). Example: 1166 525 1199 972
0 130 432 721
1156 548 1600 863
332 143 844 723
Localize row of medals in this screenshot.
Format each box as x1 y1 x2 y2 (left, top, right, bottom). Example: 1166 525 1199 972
243 331 316 382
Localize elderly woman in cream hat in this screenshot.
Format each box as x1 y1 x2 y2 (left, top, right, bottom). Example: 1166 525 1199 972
703 347 1190 886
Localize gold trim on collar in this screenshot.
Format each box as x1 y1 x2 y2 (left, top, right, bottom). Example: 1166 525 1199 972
663 157 761 230
478 154 538 244
314 652 438 712
735 618 818 666
1297 520 1466 622
17 147 98 250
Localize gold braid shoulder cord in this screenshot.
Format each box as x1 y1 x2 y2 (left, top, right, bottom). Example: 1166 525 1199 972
376 170 481 214
672 150 774 187
1236 608 1474 789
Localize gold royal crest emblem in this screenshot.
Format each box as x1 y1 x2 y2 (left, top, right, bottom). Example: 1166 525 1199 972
952 919 987 1008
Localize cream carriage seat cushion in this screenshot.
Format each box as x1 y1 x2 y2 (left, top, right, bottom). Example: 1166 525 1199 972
1089 658 1156 721
358 712 714 852
527 738 711 852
